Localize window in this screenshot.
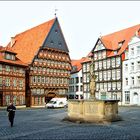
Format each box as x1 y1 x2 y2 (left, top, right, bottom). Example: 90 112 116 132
37 76 41 83
5 95 10 105
0 64 2 71
5 53 15 60
19 80 23 88
117 69 121 80
112 82 116 90
83 74 86 83
95 62 98 70
99 61 102 69
95 72 98 81
137 76 140 85
131 77 134 85
76 86 79 92
6 65 10 72
103 71 107 81
80 77 82 83
137 46 140 54
42 77 45 83
87 73 90 82
125 78 128 86
94 53 97 60
80 85 83 91
137 61 140 70
32 76 37 83
108 82 111 91
99 71 102 81
112 70 116 80
98 52 101 59
83 64 86 72
111 58 115 68
100 83 103 90
5 78 10 86
125 50 128 59
75 77 79 84
0 77 2 86
125 64 128 71
83 84 89 92
107 70 111 80
13 67 16 72
5 53 11 60
41 89 44 94
50 40 54 45
103 60 106 69
104 83 107 91
13 79 16 87
96 83 99 91
87 63 90 72
116 57 121 67
117 82 121 90
125 91 130 103
107 59 110 68
19 68 24 74
131 63 134 71
131 48 134 56
102 51 106 58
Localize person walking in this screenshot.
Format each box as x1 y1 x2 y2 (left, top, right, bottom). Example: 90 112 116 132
7 102 16 127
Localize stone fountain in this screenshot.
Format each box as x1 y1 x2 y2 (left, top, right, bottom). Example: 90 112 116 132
66 61 121 123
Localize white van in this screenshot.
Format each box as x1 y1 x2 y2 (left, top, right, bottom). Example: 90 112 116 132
46 98 67 108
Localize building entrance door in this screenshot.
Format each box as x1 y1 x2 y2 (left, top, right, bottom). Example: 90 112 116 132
45 92 56 103
133 92 138 105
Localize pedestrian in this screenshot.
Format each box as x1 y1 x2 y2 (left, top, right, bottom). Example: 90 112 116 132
7 102 16 127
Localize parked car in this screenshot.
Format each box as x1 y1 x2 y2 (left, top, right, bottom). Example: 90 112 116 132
46 98 67 108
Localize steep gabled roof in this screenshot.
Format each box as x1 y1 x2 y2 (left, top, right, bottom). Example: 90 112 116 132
99 24 140 56
6 18 56 64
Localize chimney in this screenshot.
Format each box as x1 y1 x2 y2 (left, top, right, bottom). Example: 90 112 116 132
10 37 15 47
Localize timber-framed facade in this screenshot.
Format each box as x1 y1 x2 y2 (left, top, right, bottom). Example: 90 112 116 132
5 17 71 107
0 47 27 106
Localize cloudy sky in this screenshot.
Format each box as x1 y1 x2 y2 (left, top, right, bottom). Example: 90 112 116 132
0 1 140 59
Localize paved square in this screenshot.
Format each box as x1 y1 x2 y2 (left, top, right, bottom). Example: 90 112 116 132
0 106 140 139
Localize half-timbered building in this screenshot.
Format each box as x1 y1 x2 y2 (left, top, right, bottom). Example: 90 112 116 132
92 24 140 103
0 47 27 106
6 18 71 107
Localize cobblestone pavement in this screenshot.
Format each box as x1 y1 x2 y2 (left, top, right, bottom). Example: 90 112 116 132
0 106 140 139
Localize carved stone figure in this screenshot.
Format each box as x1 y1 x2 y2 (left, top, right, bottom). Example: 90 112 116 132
89 60 96 100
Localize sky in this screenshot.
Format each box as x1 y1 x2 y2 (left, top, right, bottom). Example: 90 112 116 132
0 1 140 59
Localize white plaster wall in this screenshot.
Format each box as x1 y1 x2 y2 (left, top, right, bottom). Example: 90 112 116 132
69 69 83 99
122 37 140 105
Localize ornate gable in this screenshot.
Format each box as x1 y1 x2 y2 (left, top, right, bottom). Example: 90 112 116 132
42 18 69 52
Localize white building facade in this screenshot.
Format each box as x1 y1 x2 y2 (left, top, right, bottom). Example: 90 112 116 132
123 36 140 105
69 69 83 99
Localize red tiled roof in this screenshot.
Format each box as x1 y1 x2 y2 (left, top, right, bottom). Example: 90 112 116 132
81 57 91 63
6 18 56 64
0 47 27 67
100 24 140 56
71 57 87 73
0 47 17 54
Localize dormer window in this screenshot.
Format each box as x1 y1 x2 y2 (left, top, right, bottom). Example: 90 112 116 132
50 41 54 45
55 29 58 33
58 43 62 47
114 51 117 55
72 66 77 71
118 40 125 47
5 53 16 61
